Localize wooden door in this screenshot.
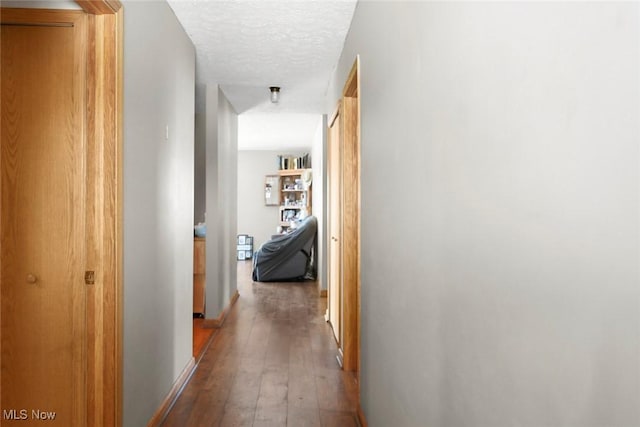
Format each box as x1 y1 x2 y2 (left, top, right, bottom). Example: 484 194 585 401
1 10 88 425
327 104 343 351
341 60 360 373
325 57 363 423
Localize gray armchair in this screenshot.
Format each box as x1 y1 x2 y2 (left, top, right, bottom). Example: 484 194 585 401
252 216 317 282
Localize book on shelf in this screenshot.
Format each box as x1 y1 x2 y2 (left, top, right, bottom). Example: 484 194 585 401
277 153 311 170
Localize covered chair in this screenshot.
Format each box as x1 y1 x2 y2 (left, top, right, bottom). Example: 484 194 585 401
252 216 317 282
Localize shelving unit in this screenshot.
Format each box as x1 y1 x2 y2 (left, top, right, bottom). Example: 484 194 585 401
278 169 312 232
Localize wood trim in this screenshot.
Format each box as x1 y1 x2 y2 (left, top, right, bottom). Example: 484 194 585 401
343 58 359 98
357 404 368 427
0 7 84 22
341 95 358 372
202 290 240 328
86 12 103 426
277 168 312 176
82 2 123 426
329 103 340 128
146 357 197 427
93 9 123 426
341 57 361 374
76 0 121 15
114 9 124 427
319 288 328 297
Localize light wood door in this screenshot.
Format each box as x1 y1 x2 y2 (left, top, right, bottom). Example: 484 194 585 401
1 11 88 425
327 59 360 376
328 104 343 348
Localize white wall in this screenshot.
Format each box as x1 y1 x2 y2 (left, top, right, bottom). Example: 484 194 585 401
330 2 639 425
205 86 239 318
122 1 195 426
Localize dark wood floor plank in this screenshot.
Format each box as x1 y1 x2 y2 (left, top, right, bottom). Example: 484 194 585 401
289 334 315 370
185 393 225 427
219 405 255 427
288 407 322 427
288 364 319 410
224 357 265 410
319 410 359 427
315 368 355 413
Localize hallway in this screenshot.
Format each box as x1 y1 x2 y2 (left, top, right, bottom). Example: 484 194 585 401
162 262 358 427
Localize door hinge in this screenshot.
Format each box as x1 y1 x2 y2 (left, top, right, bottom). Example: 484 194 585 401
85 271 95 285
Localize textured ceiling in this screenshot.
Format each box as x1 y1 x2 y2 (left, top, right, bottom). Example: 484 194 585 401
167 0 357 114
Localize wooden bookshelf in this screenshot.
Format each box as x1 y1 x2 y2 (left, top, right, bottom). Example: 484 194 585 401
278 169 312 231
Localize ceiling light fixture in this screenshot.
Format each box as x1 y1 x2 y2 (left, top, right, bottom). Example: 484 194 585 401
269 86 280 103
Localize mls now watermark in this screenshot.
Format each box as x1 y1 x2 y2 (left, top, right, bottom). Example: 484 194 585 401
3 409 57 421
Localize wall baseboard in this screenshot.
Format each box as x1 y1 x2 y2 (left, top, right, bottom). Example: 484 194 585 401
146 357 196 427
357 403 368 427
319 288 327 297
202 290 240 328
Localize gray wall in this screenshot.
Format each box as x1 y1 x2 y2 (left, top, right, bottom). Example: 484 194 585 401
237 150 309 250
205 86 239 318
122 1 195 426
194 112 206 224
329 2 639 426
311 117 327 290
237 150 285 249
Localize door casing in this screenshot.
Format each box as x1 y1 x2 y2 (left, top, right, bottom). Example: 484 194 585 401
326 56 362 415
341 58 360 374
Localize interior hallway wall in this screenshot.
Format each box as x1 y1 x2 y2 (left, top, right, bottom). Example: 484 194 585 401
205 86 239 318
329 2 639 425
194 112 206 224
311 116 328 290
122 1 195 425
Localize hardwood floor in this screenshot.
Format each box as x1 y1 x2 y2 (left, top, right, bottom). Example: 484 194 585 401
193 318 215 358
163 261 359 427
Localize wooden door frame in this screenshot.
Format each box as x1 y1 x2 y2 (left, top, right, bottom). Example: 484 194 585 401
339 57 363 423
76 2 123 426
0 2 122 425
341 57 360 374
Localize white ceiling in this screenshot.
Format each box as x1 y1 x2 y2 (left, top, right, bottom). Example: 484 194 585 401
166 0 356 150
238 114 321 151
